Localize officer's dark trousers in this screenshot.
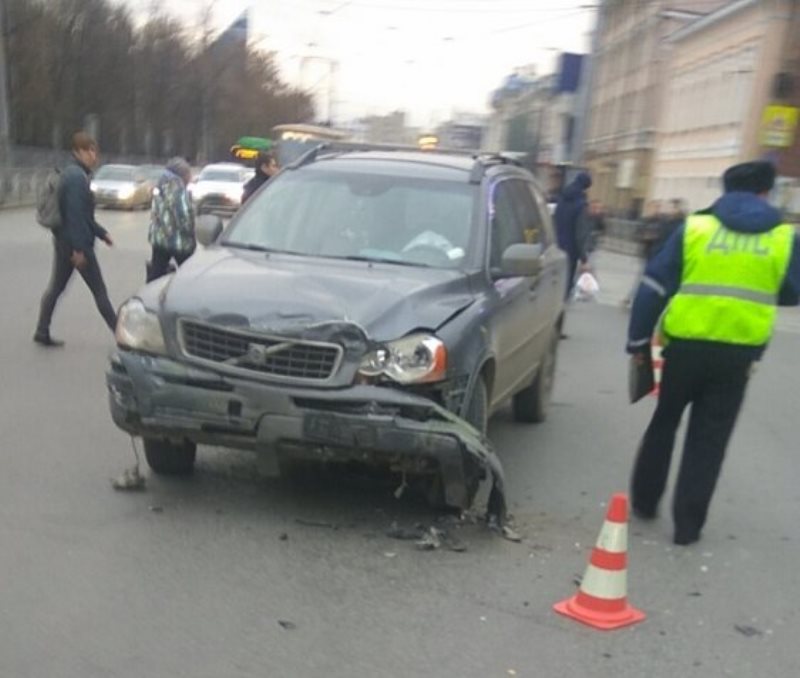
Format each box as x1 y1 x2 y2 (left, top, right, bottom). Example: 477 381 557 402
36 236 117 335
631 343 752 540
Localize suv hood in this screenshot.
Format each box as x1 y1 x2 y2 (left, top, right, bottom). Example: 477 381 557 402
157 248 475 341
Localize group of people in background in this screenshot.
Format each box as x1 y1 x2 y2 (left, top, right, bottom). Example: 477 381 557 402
34 136 279 345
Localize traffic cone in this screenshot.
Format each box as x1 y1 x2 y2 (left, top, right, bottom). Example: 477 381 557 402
650 337 664 396
553 493 645 630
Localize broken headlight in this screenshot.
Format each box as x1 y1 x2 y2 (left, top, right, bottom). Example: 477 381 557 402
115 298 167 355
359 334 447 384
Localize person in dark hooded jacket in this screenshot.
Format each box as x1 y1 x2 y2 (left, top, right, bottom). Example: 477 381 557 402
553 172 593 301
241 151 279 204
626 161 800 546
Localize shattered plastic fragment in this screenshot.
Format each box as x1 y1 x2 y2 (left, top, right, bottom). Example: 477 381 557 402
278 620 297 631
386 522 425 541
111 438 147 491
111 466 146 491
501 526 523 543
415 527 443 551
734 625 763 638
393 471 409 499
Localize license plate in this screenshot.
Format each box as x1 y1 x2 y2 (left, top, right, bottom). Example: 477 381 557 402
303 413 354 446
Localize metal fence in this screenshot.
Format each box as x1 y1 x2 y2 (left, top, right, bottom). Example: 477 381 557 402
600 218 645 256
0 166 52 209
0 145 169 209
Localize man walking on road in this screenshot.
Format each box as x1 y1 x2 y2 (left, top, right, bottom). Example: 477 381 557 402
626 161 800 545
34 132 116 346
553 171 593 302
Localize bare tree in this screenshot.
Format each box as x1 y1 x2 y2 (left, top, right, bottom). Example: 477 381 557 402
5 0 315 160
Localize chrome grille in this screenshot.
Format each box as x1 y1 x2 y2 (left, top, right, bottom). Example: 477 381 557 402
179 320 342 382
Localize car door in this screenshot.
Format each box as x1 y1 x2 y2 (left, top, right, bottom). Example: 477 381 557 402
486 178 541 407
509 179 563 360
526 180 567 341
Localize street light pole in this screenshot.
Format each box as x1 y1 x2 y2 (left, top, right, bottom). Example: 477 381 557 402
0 0 12 165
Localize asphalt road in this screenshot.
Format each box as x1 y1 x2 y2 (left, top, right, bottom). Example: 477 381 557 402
1 207 798 678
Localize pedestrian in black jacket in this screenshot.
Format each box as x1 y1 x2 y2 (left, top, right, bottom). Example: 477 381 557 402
241 151 279 204
34 132 116 347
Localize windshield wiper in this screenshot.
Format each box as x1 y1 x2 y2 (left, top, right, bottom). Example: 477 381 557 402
223 242 300 256
223 241 270 252
335 255 429 267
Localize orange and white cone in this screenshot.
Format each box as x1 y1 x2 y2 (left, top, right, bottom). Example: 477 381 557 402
553 493 645 630
651 338 664 396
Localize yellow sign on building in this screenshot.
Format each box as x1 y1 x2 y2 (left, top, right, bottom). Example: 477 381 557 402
760 105 799 148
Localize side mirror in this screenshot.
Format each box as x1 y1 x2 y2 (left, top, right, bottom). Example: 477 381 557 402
499 243 543 277
196 214 223 247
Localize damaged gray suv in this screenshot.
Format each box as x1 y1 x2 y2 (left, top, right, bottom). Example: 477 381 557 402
107 149 566 516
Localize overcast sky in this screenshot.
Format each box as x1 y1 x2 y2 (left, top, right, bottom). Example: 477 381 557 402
117 0 596 128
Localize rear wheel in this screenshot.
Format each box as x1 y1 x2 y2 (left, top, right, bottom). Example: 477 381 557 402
513 328 558 423
143 438 197 475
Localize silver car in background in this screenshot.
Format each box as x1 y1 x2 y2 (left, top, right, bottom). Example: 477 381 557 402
90 164 153 210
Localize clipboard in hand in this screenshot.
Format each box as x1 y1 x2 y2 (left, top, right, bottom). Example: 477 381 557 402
628 351 655 404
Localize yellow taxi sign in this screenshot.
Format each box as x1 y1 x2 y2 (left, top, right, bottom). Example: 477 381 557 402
231 145 260 161
760 105 799 148
418 135 438 150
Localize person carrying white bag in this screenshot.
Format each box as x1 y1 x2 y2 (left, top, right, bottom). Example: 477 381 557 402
574 269 600 301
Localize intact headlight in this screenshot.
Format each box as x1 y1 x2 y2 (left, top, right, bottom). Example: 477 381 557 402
359 333 447 384
115 298 167 355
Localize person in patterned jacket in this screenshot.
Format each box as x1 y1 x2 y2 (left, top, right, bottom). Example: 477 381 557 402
146 157 195 282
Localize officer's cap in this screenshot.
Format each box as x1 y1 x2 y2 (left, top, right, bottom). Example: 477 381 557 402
723 161 776 194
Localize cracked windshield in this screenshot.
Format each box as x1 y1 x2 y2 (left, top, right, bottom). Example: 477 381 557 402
1 0 799 677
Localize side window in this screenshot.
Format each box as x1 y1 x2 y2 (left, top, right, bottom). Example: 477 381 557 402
490 180 526 269
508 179 544 246
527 182 555 246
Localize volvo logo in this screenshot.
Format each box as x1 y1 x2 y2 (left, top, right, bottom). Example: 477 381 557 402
243 341 295 365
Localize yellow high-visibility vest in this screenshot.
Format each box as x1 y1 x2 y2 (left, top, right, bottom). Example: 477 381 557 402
663 214 794 346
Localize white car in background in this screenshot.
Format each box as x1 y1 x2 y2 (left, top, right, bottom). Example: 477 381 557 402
187 163 254 216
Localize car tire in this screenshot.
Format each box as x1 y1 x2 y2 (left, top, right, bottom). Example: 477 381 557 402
512 328 558 424
464 373 489 436
143 438 197 475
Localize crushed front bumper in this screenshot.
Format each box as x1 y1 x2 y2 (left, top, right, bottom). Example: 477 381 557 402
107 351 506 519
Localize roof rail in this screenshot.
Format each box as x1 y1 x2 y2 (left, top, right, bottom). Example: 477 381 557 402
286 142 331 170
468 152 525 184
287 140 479 166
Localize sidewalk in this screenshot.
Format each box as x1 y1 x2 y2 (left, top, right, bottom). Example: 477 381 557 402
589 248 800 334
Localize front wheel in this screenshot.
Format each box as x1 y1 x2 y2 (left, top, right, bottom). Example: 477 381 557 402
513 329 558 424
143 438 197 475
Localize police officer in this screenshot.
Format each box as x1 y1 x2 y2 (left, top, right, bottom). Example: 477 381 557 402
626 161 800 545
